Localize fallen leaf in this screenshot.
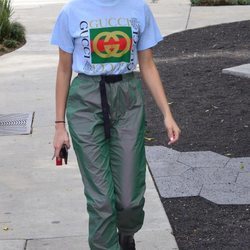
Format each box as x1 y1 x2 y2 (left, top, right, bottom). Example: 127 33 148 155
240 163 245 170
144 137 156 142
3 226 9 231
212 105 219 109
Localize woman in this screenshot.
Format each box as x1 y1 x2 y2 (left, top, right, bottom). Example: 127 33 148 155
51 0 181 249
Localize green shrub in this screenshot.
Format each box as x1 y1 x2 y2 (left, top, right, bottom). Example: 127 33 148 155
0 0 12 17
239 0 250 3
9 21 25 43
191 0 250 5
0 0 13 42
3 38 18 48
0 0 26 50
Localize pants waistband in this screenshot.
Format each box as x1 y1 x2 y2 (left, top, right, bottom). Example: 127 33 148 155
77 72 135 83
77 72 135 140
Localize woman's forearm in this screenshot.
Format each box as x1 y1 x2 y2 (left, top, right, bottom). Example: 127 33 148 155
55 67 72 122
138 49 181 144
53 49 72 154
55 49 73 126
139 54 173 120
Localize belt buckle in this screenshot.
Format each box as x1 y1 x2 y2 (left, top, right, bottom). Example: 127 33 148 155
102 75 122 83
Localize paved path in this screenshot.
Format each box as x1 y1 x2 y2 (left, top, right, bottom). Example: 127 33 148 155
12 0 66 7
146 146 250 205
1 1 177 250
148 0 250 78
145 0 250 206
223 63 250 79
1 0 250 249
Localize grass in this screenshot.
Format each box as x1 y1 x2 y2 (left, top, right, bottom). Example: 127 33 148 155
0 0 25 54
191 0 250 5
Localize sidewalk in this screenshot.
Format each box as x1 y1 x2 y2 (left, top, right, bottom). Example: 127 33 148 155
0 0 250 249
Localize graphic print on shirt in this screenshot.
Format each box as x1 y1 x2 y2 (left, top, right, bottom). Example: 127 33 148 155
80 18 140 74
90 26 132 64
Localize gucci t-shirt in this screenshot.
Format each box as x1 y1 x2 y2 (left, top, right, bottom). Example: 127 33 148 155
50 0 163 75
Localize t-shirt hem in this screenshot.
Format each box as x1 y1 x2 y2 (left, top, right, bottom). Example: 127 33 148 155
50 40 73 54
137 38 163 51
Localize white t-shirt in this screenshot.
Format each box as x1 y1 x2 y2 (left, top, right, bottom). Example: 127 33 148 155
51 0 163 75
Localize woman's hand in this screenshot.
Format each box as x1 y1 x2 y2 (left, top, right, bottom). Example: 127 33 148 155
53 48 72 159
138 49 181 145
53 125 71 158
164 116 181 145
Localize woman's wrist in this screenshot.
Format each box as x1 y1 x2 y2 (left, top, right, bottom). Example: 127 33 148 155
55 122 66 130
163 109 174 120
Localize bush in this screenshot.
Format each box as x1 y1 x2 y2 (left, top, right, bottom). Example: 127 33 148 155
3 38 18 48
9 21 25 43
191 0 250 5
0 0 13 42
0 0 26 50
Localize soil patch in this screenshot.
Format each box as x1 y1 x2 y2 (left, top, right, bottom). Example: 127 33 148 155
162 196 250 250
144 21 250 249
144 20 250 158
0 42 26 57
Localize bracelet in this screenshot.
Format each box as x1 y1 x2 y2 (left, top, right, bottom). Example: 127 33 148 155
55 121 65 123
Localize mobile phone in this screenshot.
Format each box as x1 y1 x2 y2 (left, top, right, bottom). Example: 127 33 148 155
56 144 68 166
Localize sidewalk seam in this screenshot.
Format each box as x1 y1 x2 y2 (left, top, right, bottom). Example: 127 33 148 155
146 162 174 234
185 5 192 30
24 239 28 250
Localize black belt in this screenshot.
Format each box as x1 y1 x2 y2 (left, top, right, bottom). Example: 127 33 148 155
99 75 123 139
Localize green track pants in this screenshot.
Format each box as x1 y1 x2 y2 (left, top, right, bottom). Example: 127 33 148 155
66 73 146 250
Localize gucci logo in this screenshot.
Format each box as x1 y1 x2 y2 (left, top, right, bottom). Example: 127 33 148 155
92 31 131 59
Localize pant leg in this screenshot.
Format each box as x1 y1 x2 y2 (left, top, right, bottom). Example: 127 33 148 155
66 75 120 250
107 74 146 235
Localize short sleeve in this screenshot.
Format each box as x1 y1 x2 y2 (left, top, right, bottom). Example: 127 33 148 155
137 4 163 51
50 9 74 53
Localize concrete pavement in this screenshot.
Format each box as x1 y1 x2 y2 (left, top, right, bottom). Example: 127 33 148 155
146 146 250 205
1 0 250 249
223 63 250 79
148 0 250 79
146 0 250 206
148 0 250 36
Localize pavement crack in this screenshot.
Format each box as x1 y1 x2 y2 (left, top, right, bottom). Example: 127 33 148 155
24 240 28 250
235 171 240 183
176 159 192 169
185 4 192 30
26 234 85 241
222 157 231 168
181 166 192 175
154 50 250 64
198 184 204 196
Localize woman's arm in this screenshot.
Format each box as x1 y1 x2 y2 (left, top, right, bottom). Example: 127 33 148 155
53 48 72 157
138 48 181 145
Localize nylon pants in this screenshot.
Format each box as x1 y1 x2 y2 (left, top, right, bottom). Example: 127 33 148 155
66 73 146 250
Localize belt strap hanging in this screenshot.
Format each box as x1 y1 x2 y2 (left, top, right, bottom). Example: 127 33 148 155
99 75 123 139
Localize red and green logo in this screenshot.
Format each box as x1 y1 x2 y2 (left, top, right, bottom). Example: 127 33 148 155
90 26 132 64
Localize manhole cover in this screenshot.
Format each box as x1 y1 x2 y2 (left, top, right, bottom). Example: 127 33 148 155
0 112 34 136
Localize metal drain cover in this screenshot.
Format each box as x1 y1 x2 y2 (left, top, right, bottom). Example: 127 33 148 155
0 112 34 136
